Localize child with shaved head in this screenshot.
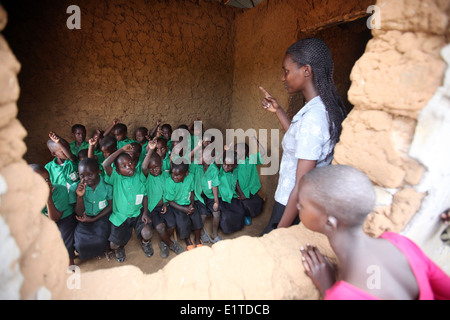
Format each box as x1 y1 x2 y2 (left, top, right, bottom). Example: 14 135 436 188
299 165 450 300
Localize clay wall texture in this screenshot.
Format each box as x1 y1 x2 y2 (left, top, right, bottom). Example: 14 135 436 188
4 0 237 165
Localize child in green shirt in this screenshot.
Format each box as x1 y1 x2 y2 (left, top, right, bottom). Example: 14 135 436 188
135 126 149 164
30 164 77 266
69 158 113 260
142 140 184 258
88 135 117 179
156 138 171 173
164 162 203 250
218 152 246 234
69 124 89 159
45 131 79 190
103 144 152 263
235 137 265 225
193 146 222 244
113 123 137 149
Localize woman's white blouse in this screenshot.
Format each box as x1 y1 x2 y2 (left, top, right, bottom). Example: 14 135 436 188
274 96 333 206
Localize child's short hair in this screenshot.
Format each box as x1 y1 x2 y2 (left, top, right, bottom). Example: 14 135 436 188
156 137 167 147
114 123 127 133
129 142 142 155
301 165 376 227
149 152 162 166
78 149 88 161
114 153 132 168
161 124 172 132
71 124 86 133
79 158 100 171
100 136 117 150
171 161 189 174
136 127 148 134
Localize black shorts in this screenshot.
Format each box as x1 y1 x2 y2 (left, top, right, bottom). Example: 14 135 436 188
171 205 203 240
149 205 176 229
241 193 264 218
108 211 149 247
194 195 217 217
219 198 245 234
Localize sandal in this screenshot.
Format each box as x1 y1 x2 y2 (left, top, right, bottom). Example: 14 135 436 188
115 247 126 263
196 239 204 248
186 240 196 251
169 241 185 255
141 241 154 257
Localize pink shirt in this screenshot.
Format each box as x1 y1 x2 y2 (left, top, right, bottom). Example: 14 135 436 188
325 232 450 300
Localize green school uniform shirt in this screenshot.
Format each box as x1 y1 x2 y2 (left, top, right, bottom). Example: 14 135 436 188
117 137 137 149
190 163 204 204
105 169 146 226
68 176 113 216
218 166 239 203
237 152 263 198
196 163 220 201
164 171 194 206
162 153 171 173
45 158 79 188
41 184 74 219
139 141 148 164
145 171 169 212
70 140 89 157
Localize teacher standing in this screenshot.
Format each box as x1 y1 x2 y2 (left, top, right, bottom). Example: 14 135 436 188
260 38 347 236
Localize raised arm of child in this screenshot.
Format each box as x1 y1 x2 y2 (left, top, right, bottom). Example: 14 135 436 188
253 135 266 158
87 136 97 159
49 131 77 162
74 178 86 217
102 143 134 176
187 138 203 163
142 137 157 177
149 119 162 139
103 118 120 137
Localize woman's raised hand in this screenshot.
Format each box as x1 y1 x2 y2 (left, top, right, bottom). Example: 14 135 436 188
259 86 281 113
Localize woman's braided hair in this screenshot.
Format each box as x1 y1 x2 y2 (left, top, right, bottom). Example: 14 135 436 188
286 38 347 149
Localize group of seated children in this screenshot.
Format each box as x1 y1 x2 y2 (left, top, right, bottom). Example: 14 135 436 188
31 118 265 264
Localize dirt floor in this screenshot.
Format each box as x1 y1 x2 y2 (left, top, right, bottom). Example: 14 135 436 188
75 197 273 275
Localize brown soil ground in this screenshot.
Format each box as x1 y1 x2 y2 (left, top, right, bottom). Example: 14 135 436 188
76 197 273 275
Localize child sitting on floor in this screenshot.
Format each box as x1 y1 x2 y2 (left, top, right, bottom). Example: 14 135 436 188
103 143 152 262
217 151 246 234
31 164 77 266
299 165 450 300
45 131 79 190
194 146 222 243
69 158 113 261
142 139 184 258
235 136 265 225
164 161 203 250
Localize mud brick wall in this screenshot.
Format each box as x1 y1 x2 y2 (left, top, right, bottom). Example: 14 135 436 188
4 0 237 165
